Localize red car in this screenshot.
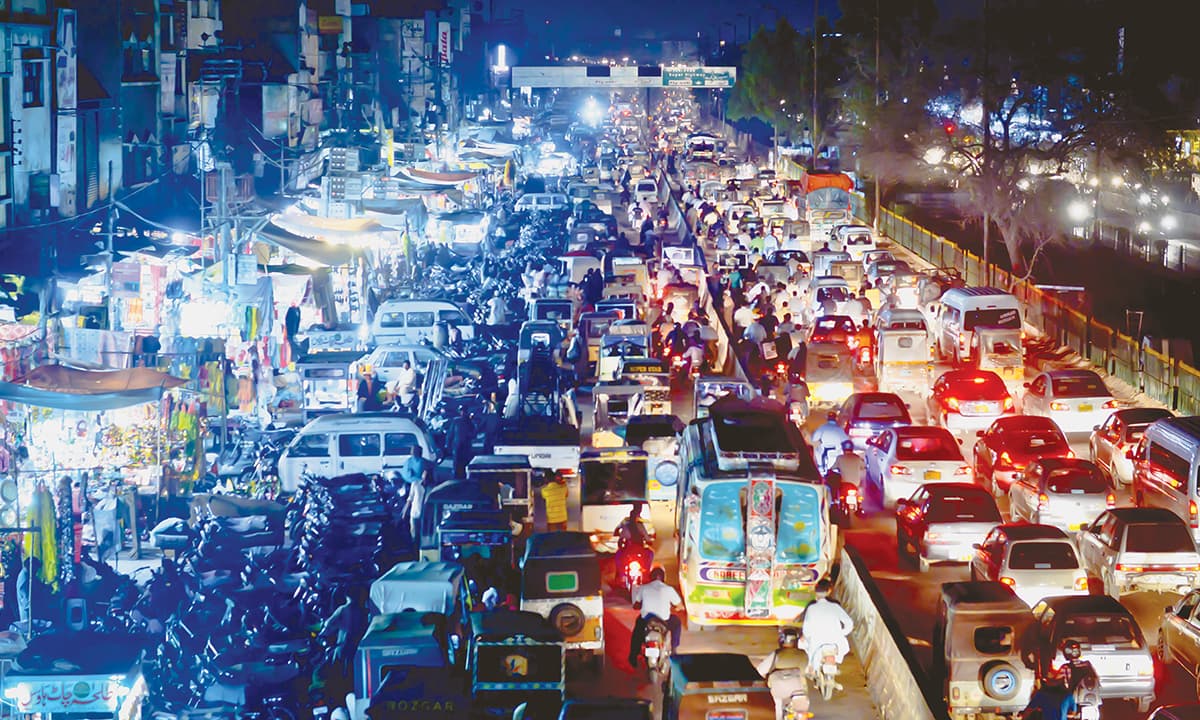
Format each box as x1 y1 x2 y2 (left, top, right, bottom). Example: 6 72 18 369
927 370 1016 434
972 415 1072 496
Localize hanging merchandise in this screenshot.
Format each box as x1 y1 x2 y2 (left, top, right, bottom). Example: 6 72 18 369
23 485 57 588
55 475 73 586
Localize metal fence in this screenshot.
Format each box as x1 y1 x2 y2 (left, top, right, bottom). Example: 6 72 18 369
852 194 1200 416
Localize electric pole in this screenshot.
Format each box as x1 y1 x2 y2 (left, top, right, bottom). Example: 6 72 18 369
981 0 992 286
873 0 881 228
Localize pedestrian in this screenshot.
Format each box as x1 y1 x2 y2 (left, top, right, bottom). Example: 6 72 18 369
446 406 475 479
388 360 418 411
541 473 569 532
356 366 385 412
400 446 431 543
92 479 121 565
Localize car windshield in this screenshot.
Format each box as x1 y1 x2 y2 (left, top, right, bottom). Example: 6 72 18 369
580 459 647 504
1060 615 1140 647
1046 468 1109 494
1007 541 1078 570
857 398 907 421
895 432 961 461
1125 522 1196 553
817 287 850 303
1051 374 1109 398
927 494 1001 523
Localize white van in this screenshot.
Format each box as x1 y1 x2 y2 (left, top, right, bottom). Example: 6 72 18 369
933 287 1021 365
514 192 569 213
1132 416 1200 541
371 300 474 346
634 178 658 206
277 412 435 493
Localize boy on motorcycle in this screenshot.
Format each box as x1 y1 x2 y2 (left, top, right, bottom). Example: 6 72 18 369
811 412 850 476
800 579 854 678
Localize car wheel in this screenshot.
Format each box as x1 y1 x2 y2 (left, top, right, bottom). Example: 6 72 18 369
896 531 912 565
980 661 1022 702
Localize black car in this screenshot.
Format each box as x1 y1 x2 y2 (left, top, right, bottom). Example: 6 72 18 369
837 392 912 450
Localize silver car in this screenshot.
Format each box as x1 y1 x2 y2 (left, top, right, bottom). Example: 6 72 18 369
864 425 973 507
1077 507 1200 597
969 524 1089 607
1030 595 1155 713
1008 458 1114 531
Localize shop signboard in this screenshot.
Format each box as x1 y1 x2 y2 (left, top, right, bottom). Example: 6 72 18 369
318 16 343 34
55 9 77 110
261 84 288 139
438 21 451 65
56 115 76 217
3 676 129 714
160 56 175 114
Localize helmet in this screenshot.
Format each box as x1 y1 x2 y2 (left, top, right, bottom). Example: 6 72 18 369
841 440 854 452
778 627 800 648
826 411 837 422
1061 639 1082 661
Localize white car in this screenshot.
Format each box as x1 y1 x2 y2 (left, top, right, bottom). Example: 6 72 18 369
842 231 877 263
969 524 1089 607
864 425 973 507
1007 457 1114 531
1088 407 1173 485
1023 369 1117 435
634 178 658 206
352 344 444 386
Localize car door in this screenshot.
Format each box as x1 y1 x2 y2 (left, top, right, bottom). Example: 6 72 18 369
336 431 383 475
1077 511 1112 572
974 424 998 477
1025 374 1048 416
1161 591 1200 668
1092 416 1118 474
1010 470 1038 522
867 431 893 489
972 527 1003 580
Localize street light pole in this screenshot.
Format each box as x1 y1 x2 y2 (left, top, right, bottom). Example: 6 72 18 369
981 0 991 286
873 0 881 228
811 0 819 167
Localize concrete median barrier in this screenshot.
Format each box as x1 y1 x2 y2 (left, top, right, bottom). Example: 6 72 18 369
834 546 946 720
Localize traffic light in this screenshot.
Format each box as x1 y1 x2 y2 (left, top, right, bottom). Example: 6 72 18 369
943 121 957 136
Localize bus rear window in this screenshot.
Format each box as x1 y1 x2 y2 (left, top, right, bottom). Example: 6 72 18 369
964 307 1020 331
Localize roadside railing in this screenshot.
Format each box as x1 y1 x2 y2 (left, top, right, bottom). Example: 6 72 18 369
852 193 1199 415
835 546 945 720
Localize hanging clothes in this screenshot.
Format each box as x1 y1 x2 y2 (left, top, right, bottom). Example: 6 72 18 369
23 486 58 588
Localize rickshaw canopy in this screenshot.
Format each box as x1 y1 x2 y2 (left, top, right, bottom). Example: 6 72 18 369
594 298 637 321
520 531 602 600
668 652 771 695
370 561 466 616
420 480 500 547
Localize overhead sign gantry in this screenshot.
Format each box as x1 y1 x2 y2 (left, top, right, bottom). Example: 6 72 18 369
509 65 736 89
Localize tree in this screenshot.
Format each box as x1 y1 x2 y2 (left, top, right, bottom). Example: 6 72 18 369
726 20 809 141
927 0 1140 278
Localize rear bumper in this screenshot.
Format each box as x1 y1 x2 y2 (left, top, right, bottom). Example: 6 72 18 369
1092 675 1154 702
944 412 1002 434
1117 571 1200 594
1047 410 1113 436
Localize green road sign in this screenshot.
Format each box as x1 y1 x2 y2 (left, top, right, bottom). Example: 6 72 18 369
661 67 735 88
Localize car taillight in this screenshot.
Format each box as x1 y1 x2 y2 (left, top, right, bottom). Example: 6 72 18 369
924 531 940 541
1074 576 1089 591
1115 564 1142 573
1178 565 1200 573
1064 449 1074 459
1106 492 1116 508
1050 401 1070 411
958 332 969 349
890 464 912 476
1190 499 1198 529
845 487 859 499
1103 399 1119 409
1038 493 1049 510
998 451 1014 468
945 397 960 411
645 639 659 648
776 362 787 374
1003 397 1015 411
955 465 972 477
999 577 1016 587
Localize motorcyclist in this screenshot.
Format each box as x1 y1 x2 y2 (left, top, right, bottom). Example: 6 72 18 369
614 503 652 583
755 627 810 720
682 335 706 374
628 567 683 668
811 412 850 476
829 440 866 508
1021 673 1076 720
1057 639 1101 708
800 579 854 678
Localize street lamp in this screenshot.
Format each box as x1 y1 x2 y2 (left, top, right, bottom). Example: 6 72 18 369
1162 214 1178 232
1067 200 1091 224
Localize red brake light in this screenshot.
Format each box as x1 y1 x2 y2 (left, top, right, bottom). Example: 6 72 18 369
1050 401 1070 411
1003 397 1015 411
945 397 960 411
1103 399 1118 409
1190 500 1198 529
1074 576 1090 591
999 451 1014 468
890 464 912 476
955 465 972 476
1038 493 1049 511
1115 564 1143 573
999 576 1016 586
1106 492 1116 508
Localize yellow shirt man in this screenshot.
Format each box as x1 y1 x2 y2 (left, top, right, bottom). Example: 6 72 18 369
541 478 569 531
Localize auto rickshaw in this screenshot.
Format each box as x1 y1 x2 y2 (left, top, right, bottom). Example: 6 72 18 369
716 248 749 272
577 310 621 370
829 259 865 291
420 480 501 560
560 253 600 286
595 298 638 322
876 327 933 394
976 327 1025 394
355 611 468 719
933 582 1036 720
518 320 565 367
469 610 565 720
604 257 649 301
578 446 651 553
436 510 515 603
620 414 684 506
693 377 755 419
592 379 648 447
468 454 535 528
660 283 699 324
567 225 605 253
529 298 575 336
597 322 651 382
520 532 604 671
369 562 472 650
617 357 670 415
661 653 775 720
886 271 923 309
805 341 855 407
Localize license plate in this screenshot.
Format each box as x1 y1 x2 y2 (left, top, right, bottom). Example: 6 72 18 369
645 648 660 660
957 550 974 561
1069 522 1084 531
1079 404 1093 412
974 403 990 413
925 470 941 481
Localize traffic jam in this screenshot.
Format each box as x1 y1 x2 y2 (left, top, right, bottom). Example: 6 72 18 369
107 88 1200 720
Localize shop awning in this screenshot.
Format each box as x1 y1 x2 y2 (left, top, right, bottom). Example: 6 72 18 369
0 365 188 410
257 223 361 267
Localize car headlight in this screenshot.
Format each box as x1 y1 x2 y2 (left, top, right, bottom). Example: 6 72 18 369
655 461 679 487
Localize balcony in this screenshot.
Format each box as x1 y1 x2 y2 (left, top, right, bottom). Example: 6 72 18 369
204 172 255 207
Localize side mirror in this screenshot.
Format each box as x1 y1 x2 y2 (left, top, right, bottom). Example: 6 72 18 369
972 543 982 550
1023 382 1031 388
1126 448 1136 460
975 430 985 438
1092 425 1101 432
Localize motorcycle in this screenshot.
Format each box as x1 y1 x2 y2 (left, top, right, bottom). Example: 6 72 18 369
824 470 866 526
853 344 873 374
815 643 843 700
643 617 671 684
1067 664 1102 720
615 539 653 597
783 689 811 720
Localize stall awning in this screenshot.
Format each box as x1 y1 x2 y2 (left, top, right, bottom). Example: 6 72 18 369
0 365 188 410
257 223 361 267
